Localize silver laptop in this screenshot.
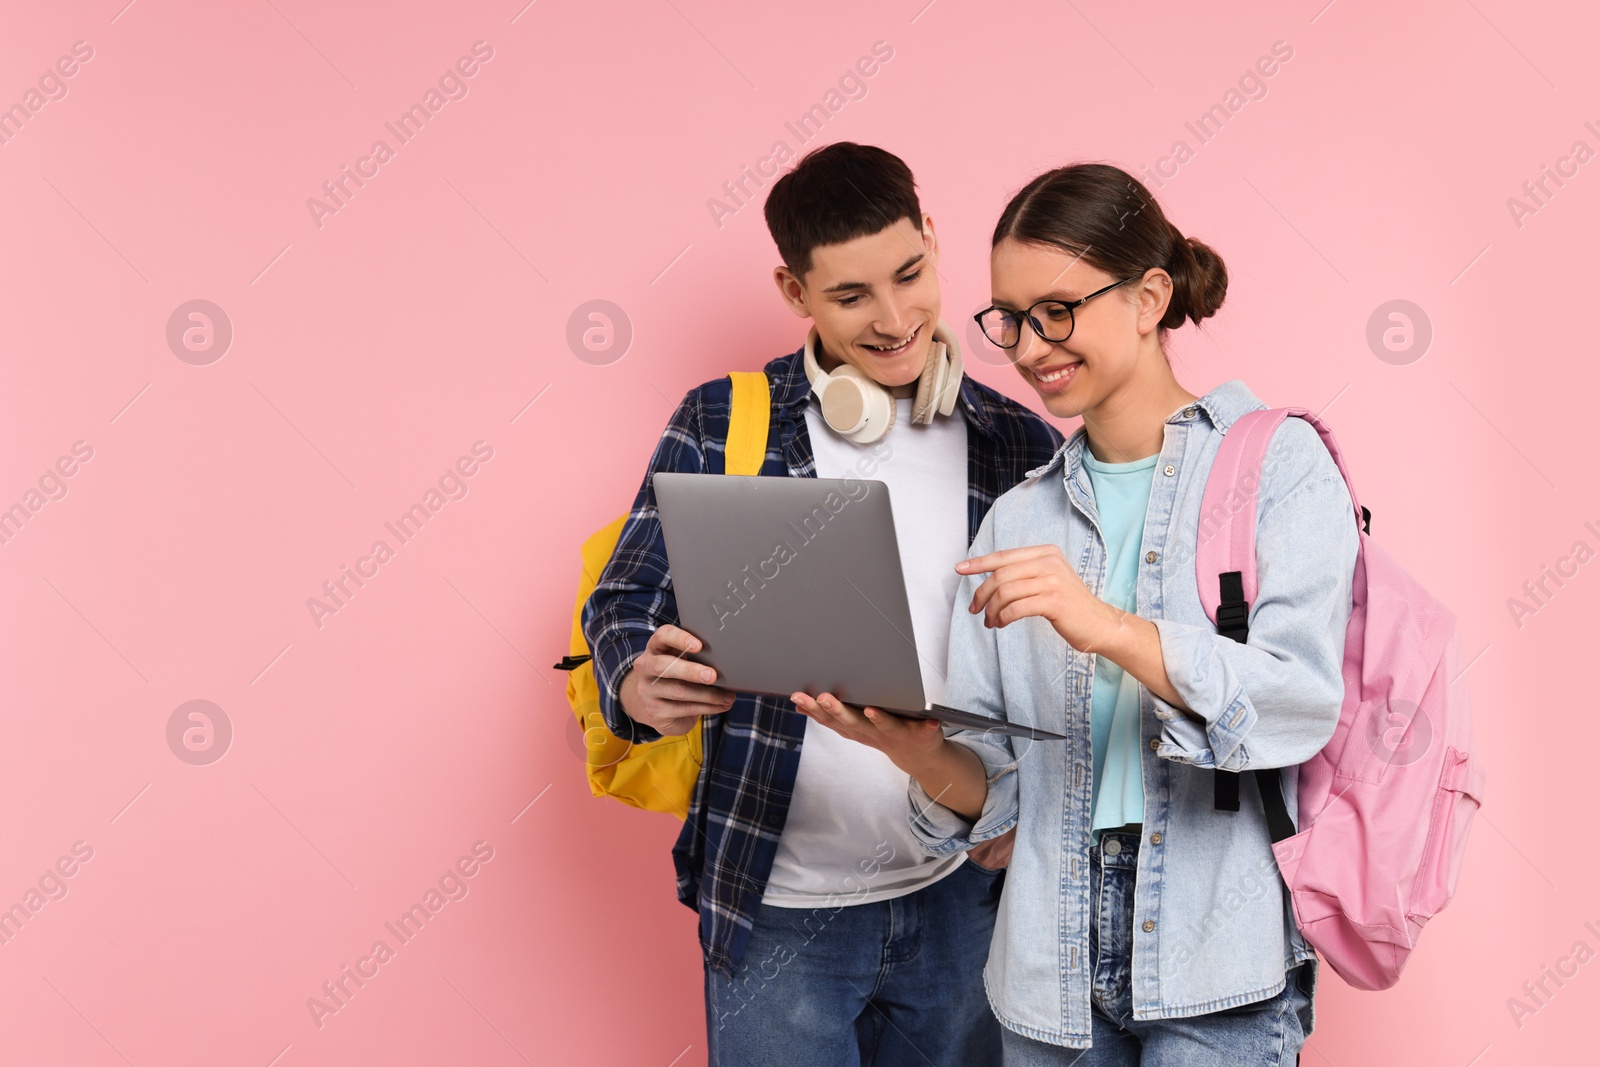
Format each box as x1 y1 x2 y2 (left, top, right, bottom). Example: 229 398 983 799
651 471 1068 741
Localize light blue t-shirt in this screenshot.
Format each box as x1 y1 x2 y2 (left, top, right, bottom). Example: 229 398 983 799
1081 450 1158 840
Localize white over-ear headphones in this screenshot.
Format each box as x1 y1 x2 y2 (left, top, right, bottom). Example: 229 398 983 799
801 320 965 444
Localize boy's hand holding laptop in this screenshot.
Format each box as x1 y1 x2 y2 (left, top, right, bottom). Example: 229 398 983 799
618 623 737 737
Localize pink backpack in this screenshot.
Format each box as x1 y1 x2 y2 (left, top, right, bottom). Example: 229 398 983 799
1196 407 1486 992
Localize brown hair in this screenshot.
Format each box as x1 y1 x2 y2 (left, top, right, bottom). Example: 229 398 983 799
763 142 923 280
992 163 1227 331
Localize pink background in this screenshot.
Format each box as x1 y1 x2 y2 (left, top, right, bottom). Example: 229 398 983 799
1 0 1594 1063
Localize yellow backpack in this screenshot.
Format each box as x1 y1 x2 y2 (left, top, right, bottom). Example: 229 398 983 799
557 371 771 816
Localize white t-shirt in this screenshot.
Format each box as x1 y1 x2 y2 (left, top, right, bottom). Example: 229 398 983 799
761 395 971 908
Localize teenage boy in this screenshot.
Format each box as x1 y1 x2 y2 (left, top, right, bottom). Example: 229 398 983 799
582 142 1063 1066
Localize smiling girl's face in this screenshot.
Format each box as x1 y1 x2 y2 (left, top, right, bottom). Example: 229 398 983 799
989 238 1171 420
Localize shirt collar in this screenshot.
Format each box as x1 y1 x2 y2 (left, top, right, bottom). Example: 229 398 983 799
1187 379 1263 433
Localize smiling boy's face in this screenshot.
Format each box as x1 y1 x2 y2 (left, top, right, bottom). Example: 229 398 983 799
773 214 942 389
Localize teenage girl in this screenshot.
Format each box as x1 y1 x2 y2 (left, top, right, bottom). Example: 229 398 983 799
793 163 1358 1064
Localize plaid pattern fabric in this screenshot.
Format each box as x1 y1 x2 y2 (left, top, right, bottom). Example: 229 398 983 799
581 346 1065 976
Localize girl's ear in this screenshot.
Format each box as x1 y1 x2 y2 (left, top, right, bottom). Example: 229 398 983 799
1135 269 1174 336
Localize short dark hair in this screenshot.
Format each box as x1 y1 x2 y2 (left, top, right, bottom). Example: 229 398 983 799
763 142 922 280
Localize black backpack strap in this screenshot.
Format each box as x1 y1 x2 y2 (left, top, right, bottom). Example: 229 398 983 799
1254 768 1296 844
1215 570 1250 644
1213 570 1249 812
1214 770 1241 811
1208 577 1300 840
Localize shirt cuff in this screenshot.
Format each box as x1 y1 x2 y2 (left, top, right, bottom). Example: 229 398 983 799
907 736 1020 854
1150 617 1256 770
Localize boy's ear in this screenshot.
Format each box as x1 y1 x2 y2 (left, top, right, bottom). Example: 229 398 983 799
773 265 811 318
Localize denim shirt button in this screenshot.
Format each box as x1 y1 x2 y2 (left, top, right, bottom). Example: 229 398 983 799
1163 465 1176 476
1145 550 1159 564
1149 737 1159 751
1150 832 1163 845
1181 406 1197 419
1143 919 1156 933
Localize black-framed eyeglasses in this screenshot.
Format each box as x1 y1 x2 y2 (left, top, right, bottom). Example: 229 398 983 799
973 276 1141 349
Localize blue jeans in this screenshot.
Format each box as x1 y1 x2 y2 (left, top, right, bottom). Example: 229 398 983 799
705 858 1005 1067
1001 829 1314 1066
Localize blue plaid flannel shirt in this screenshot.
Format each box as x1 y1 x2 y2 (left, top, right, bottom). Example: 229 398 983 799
581 345 1065 976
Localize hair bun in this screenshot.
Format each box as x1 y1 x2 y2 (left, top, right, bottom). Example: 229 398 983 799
1164 233 1228 328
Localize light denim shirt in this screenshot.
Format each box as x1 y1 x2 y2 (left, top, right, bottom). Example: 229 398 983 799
909 380 1359 1049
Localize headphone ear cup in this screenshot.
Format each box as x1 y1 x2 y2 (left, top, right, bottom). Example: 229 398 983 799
822 365 894 443
819 376 865 434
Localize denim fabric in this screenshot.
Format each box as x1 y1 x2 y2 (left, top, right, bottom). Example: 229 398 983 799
704 859 1006 1067
999 830 1314 1065
908 380 1359 1046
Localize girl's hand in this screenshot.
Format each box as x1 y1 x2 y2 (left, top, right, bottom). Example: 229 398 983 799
791 692 947 775
956 545 1120 653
